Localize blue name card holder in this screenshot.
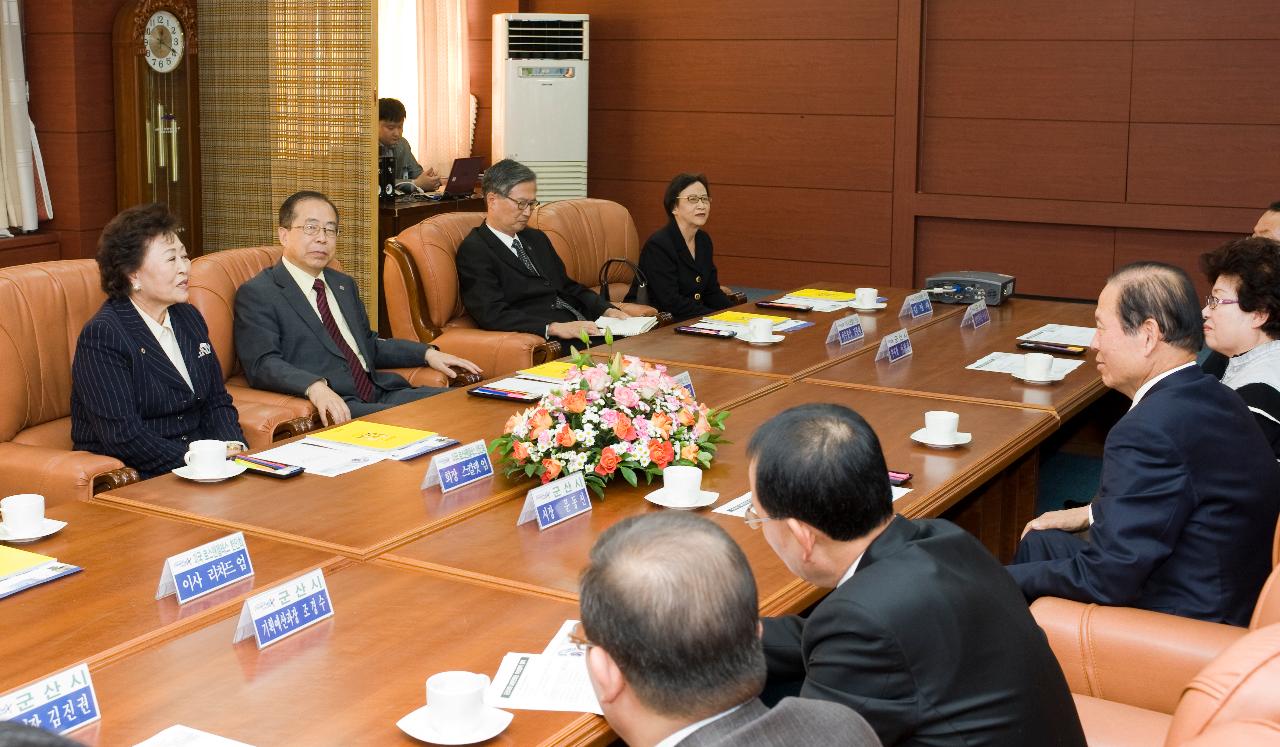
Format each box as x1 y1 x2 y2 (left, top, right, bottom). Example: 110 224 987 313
961 299 991 329
898 291 934 319
421 439 494 493
825 314 865 346
673 371 696 398
0 663 100 736
517 472 592 530
156 531 255 604
875 329 914 363
233 568 334 649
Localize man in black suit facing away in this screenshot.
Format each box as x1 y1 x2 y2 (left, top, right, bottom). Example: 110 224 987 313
456 158 631 341
751 404 1085 747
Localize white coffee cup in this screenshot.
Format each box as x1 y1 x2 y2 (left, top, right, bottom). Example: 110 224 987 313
662 465 703 506
1 493 45 536
855 287 878 307
924 411 960 443
1023 352 1054 381
426 670 490 738
183 439 227 477
746 318 773 342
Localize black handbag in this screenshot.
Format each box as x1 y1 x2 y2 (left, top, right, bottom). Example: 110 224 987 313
599 258 649 307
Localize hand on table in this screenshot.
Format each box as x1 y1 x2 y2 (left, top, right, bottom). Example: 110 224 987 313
548 321 601 339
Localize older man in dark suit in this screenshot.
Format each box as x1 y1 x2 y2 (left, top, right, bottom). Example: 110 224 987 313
751 404 1085 747
1009 262 1280 625
234 191 480 425
579 513 879 747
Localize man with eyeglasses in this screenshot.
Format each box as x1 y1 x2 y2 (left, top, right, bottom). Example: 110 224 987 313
748 403 1083 747
578 512 879 747
234 190 481 425
456 158 631 341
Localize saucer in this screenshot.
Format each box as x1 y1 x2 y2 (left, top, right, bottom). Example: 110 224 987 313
173 462 248 483
645 487 720 510
1012 370 1066 385
397 704 513 745
0 518 67 543
909 428 972 449
849 302 887 311
738 333 784 346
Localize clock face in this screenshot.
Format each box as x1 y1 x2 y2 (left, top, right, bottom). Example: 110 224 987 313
144 10 185 73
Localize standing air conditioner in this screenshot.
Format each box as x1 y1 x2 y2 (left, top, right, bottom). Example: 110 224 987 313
492 13 589 202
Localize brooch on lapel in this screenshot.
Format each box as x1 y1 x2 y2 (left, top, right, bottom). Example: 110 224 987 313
198 342 212 358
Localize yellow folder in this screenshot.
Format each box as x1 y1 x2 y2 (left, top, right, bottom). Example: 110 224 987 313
702 311 789 325
0 545 56 581
308 421 440 451
789 288 858 302
517 361 579 381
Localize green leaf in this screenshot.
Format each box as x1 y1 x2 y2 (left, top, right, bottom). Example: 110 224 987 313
604 326 614 346
619 465 638 487
524 463 537 477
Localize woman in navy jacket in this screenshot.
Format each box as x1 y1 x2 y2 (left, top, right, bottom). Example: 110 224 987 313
629 173 735 321
71 203 245 478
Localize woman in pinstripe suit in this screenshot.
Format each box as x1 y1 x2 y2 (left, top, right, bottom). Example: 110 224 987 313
71 204 245 478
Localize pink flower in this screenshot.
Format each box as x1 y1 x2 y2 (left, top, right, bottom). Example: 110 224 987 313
600 409 619 427
583 366 611 392
613 383 641 409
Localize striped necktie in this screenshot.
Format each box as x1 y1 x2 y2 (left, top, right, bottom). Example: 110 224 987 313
312 278 375 402
512 237 585 321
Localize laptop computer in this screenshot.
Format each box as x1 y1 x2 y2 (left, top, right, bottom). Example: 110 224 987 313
441 157 485 199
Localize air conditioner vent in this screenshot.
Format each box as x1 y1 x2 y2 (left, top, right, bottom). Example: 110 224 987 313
505 19 586 60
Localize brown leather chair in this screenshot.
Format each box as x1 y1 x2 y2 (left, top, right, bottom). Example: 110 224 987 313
190 246 461 442
0 260 140 504
383 212 563 378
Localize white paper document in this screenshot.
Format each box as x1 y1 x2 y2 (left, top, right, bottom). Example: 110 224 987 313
714 488 909 520
251 440 384 477
486 652 603 715
775 295 850 313
486 377 560 397
595 315 658 337
133 725 255 747
966 352 1086 378
1017 324 1095 347
541 619 585 658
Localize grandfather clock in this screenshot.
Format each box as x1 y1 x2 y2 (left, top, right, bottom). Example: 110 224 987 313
113 0 202 254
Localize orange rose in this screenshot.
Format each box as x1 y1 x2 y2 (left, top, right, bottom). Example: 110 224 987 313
504 414 520 434
562 390 588 414
595 447 620 475
650 412 673 439
529 409 553 437
681 443 700 462
613 415 638 442
541 458 562 483
512 439 530 461
556 424 577 448
649 439 675 469
677 408 696 427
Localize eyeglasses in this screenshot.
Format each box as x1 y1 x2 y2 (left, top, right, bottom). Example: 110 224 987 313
289 224 339 238
568 622 594 653
503 195 541 212
680 195 712 206
743 504 777 530
1204 295 1239 310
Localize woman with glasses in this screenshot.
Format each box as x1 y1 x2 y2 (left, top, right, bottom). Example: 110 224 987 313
1200 236 1280 458
628 173 736 321
71 203 246 478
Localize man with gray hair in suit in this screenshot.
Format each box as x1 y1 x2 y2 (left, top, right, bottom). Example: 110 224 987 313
577 512 879 747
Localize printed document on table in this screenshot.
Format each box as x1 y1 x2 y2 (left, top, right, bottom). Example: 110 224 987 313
775 295 850 312
542 619 585 658
485 652 603 714
967 352 1086 378
251 440 384 477
1017 324 1095 347
133 725 255 747
715 488 910 519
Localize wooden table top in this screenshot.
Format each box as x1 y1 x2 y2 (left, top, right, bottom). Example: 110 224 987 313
381 382 1056 613
63 562 607 747
804 297 1104 419
0 501 339 694
592 284 963 380
94 367 777 560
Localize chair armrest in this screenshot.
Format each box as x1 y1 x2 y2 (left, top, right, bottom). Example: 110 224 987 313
432 328 563 379
226 382 316 420
383 366 449 389
1031 597 1247 714
654 311 674 327
615 302 656 318
276 416 316 440
93 467 142 494
722 287 748 305
234 401 320 451
0 442 134 505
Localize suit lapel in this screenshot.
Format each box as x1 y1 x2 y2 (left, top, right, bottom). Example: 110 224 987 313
271 262 345 360
112 298 191 393
480 222 541 278
854 515 914 575
324 268 374 369
664 221 698 270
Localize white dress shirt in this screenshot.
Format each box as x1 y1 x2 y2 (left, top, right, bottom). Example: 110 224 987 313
281 258 368 369
836 552 865 588
486 223 520 258
654 703 745 747
132 300 194 391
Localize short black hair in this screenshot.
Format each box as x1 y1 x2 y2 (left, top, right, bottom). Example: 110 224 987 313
278 191 338 228
96 202 181 300
378 97 407 123
1267 200 1280 212
1200 237 1280 339
663 173 710 217
748 404 893 541
1107 262 1205 353
481 158 537 197
0 721 86 746
579 513 765 719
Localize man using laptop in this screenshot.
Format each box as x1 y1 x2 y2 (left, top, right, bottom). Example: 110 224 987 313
378 97 440 192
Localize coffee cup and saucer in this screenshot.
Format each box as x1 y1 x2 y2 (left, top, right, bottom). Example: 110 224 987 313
849 287 887 311
738 318 784 346
909 410 972 449
0 493 66 543
173 440 247 483
397 671 512 745
1012 352 1066 385
645 465 718 510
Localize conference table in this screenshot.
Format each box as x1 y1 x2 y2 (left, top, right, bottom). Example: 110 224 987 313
4 285 1108 746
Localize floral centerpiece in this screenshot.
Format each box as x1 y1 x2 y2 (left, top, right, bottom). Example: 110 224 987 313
490 349 729 497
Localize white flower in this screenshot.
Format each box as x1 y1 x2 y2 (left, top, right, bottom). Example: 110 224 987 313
631 442 651 467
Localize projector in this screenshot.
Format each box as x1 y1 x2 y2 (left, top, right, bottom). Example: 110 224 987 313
924 271 1015 306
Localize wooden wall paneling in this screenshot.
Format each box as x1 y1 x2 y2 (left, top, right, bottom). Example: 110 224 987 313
1131 41 1280 125
716 255 891 290
1114 228 1241 298
924 41 1132 121
926 0 1136 40
913 218 1115 300
589 40 896 116
1134 0 1280 40
0 235 61 268
890 0 922 287
913 193 1262 235
469 1 517 163
919 118 1129 202
526 0 899 40
1127 123 1280 208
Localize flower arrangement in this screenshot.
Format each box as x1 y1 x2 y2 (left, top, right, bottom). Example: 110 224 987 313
490 350 729 497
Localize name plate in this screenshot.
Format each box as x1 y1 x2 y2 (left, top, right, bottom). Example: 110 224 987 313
516 472 592 530
899 291 934 319
0 663 100 735
233 568 333 649
421 440 494 493
673 371 696 398
961 299 991 329
875 329 914 363
156 532 254 604
825 314 865 346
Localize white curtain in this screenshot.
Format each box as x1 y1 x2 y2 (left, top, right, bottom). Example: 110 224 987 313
0 0 39 233
378 0 422 152
416 0 470 174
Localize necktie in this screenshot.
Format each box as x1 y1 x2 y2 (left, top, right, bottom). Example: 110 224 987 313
312 278 375 402
513 237 585 321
